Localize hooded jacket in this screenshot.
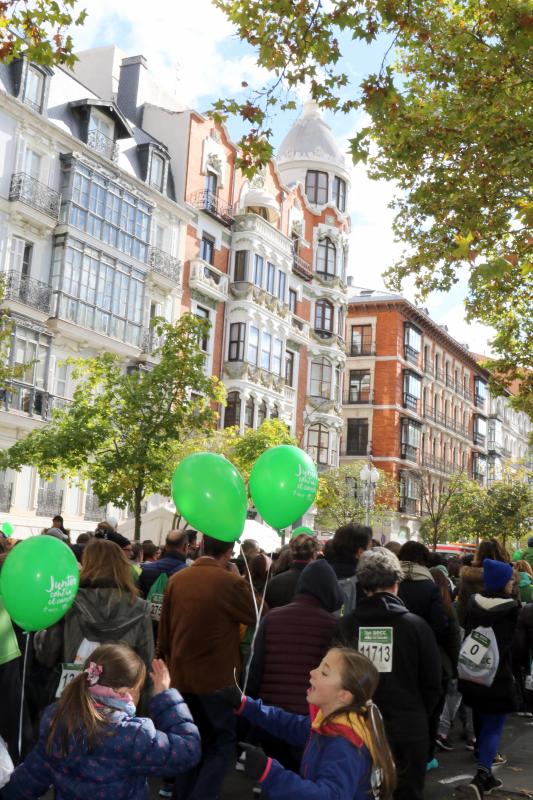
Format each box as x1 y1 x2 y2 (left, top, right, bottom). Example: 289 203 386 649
247 560 343 714
459 592 519 714
397 561 449 645
335 592 442 742
34 586 154 671
237 696 373 800
4 689 201 800
138 553 187 598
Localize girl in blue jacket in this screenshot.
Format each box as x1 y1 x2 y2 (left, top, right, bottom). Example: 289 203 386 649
3 643 201 800
223 647 396 800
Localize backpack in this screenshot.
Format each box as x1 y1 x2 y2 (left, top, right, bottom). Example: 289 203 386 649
147 572 168 622
458 625 500 687
334 575 358 618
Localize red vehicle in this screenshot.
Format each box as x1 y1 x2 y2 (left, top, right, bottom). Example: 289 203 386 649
435 543 477 558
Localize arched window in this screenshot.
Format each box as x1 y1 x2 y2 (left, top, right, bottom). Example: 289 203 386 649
316 237 336 276
224 391 241 428
314 299 334 332
257 399 267 427
244 396 255 429
310 358 332 399
271 404 279 419
307 423 330 465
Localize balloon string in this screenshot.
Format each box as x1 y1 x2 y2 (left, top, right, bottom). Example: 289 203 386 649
241 550 271 696
18 632 29 760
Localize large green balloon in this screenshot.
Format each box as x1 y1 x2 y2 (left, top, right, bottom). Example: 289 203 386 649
171 453 247 542
249 445 318 530
291 525 315 539
0 536 79 631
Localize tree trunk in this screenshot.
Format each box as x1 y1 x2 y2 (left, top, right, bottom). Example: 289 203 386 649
134 485 143 542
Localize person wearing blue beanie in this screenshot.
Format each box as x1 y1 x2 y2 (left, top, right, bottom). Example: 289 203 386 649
459 558 519 800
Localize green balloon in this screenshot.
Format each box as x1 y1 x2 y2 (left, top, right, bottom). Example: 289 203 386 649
1 522 14 537
0 536 79 631
249 445 318 530
291 526 315 539
171 453 247 542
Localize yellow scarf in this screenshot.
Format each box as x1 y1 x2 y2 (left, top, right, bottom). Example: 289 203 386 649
310 705 378 766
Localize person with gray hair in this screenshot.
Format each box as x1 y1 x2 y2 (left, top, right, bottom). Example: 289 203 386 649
334 547 441 800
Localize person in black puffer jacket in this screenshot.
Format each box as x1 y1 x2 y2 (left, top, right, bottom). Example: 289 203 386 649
398 541 449 647
325 523 372 612
264 534 319 608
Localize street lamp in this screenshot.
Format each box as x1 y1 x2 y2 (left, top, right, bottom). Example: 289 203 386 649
359 463 380 527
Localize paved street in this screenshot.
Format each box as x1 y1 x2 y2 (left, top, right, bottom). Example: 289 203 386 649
144 713 533 799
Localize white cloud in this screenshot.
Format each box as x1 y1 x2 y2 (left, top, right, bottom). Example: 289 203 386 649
427 301 494 357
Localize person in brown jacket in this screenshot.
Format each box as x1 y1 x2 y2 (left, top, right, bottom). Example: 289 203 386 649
157 534 259 800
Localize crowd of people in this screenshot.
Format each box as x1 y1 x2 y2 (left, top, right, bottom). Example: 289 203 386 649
1 520 533 800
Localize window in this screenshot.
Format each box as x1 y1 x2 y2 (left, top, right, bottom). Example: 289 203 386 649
257 400 267 427
289 288 297 313
247 326 259 364
272 338 283 376
348 370 371 403
254 255 264 287
67 161 151 262
316 237 336 276
310 358 332 399
334 365 342 403
474 377 487 409
473 414 487 446
401 418 421 461
261 332 272 370
315 299 334 332
51 237 145 347
308 423 330 464
400 471 419 513
472 452 487 481
245 396 255 429
11 325 51 389
403 370 422 412
271 404 279 419
149 153 165 191
89 110 114 140
23 67 45 112
228 322 245 361
266 262 276 295
205 171 218 195
435 353 441 376
350 325 372 356
277 271 286 301
200 234 215 264
333 176 346 212
305 170 328 205
346 419 368 456
404 323 421 364
195 306 210 353
224 391 241 428
234 250 248 282
24 147 41 180
424 345 431 372
55 362 69 398
9 237 33 277
285 350 295 386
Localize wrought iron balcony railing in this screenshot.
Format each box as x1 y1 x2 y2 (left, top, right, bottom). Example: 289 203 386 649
349 338 375 356
189 190 234 226
148 247 182 283
0 381 48 418
2 271 53 314
9 172 60 219
36 488 63 517
344 389 373 405
87 129 119 162
399 497 418 514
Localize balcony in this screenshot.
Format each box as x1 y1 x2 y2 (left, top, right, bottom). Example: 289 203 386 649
487 439 503 455
421 453 456 474
399 497 418 515
400 443 418 462
190 190 234 226
234 213 292 258
283 385 296 404
404 345 420 366
288 314 310 345
148 247 182 284
292 253 313 282
84 494 107 521
0 483 13 512
0 381 49 420
189 259 229 302
87 129 118 162
2 271 53 314
422 406 471 439
223 359 286 394
423 361 435 378
344 389 373 405
473 432 486 447
403 393 420 414
9 172 60 220
349 338 375 357
36 488 64 517
141 329 165 354
47 396 71 417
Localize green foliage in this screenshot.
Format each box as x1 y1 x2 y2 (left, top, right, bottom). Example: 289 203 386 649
0 279 31 388
0 0 87 66
214 0 533 411
315 462 398 531
418 472 478 550
1 315 225 540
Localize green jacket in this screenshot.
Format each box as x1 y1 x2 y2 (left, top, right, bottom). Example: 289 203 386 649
0 596 21 665
520 548 533 571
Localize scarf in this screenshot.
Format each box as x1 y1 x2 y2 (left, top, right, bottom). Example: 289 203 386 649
401 561 434 582
88 684 136 716
310 704 378 765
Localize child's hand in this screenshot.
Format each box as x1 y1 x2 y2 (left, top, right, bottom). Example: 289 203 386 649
150 659 171 694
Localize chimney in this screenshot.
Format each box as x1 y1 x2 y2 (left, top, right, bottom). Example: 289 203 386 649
117 54 148 126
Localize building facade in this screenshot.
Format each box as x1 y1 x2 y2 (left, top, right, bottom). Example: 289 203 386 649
0 48 349 538
341 289 532 537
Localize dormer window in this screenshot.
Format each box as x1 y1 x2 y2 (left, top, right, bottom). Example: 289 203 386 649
23 66 45 113
305 170 328 204
149 152 165 192
333 176 346 212
88 110 116 160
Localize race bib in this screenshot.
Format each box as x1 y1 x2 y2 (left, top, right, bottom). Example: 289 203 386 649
358 627 393 673
460 630 490 666
150 594 163 622
55 663 82 698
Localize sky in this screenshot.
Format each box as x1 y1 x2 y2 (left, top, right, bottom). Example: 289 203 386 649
71 0 493 355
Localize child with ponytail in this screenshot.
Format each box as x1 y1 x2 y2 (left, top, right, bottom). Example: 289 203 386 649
219 647 396 800
3 643 200 799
